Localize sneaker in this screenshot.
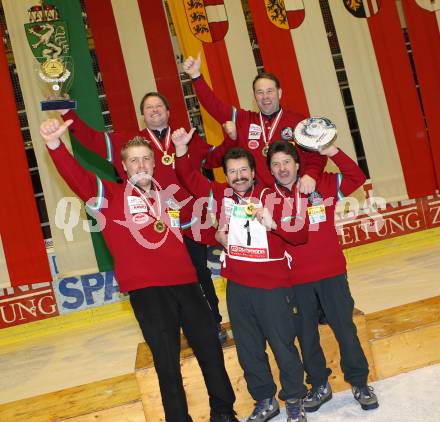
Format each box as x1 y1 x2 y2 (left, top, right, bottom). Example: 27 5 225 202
303 381 332 412
217 324 228 344
246 397 280 421
352 385 379 410
211 411 240 422
285 398 307 422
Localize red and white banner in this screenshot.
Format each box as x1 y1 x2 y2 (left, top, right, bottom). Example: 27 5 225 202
284 0 306 28
342 0 380 18
0 23 52 288
183 0 229 42
0 283 58 329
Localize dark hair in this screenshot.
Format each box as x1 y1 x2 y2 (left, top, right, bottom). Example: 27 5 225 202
252 72 281 91
222 147 256 173
139 92 170 114
266 140 300 168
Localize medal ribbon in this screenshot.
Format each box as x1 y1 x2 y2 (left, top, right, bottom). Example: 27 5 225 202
146 127 171 156
234 186 255 205
259 109 283 146
274 182 301 216
130 183 162 221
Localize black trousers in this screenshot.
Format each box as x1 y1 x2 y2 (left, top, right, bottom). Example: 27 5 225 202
129 284 235 422
183 235 222 324
227 281 306 401
292 274 369 388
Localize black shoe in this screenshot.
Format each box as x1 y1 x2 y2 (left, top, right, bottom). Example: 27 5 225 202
303 381 332 412
211 411 240 422
286 398 307 422
246 396 280 421
352 385 379 410
217 324 228 344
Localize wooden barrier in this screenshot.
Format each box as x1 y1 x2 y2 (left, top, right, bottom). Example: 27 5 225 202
0 374 144 422
135 310 376 421
366 295 440 379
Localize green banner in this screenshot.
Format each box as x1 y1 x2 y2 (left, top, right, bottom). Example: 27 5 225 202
51 0 116 271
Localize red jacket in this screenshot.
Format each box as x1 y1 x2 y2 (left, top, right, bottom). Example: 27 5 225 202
62 110 216 244
287 149 367 284
192 76 327 186
175 154 309 289
49 143 197 292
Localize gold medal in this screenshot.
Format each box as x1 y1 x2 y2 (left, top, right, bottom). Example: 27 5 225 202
154 219 166 233
41 58 65 79
161 153 174 166
261 144 269 157
244 203 255 217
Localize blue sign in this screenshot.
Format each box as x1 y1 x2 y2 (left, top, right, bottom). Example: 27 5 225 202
54 271 125 314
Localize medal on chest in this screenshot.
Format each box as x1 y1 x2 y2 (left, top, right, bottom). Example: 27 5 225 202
244 202 255 216
129 184 166 232
259 110 283 157
146 127 175 166
154 219 166 233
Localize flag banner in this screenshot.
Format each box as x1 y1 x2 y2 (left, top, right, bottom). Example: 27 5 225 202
329 0 407 201
3 0 110 279
137 0 189 129
401 0 440 187
366 0 437 198
50 0 115 271
83 0 138 131
415 0 440 11
3 0 113 280
263 0 306 29
288 0 356 160
284 0 306 28
343 0 380 19
249 0 309 116
183 0 229 42
0 26 52 288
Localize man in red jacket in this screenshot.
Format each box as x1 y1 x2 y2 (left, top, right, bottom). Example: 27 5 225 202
39 118 238 422
182 53 326 193
266 140 379 413
60 92 225 340
172 127 309 422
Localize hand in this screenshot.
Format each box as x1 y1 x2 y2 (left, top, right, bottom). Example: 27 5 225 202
171 127 196 157
183 52 201 78
215 225 228 249
298 174 316 195
58 93 72 116
222 121 237 141
318 144 338 157
40 118 73 150
253 207 276 230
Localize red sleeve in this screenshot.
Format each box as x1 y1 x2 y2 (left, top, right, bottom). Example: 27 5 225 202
296 146 328 181
47 142 110 203
328 149 367 196
175 153 215 199
187 132 212 166
272 215 309 246
192 76 236 123
62 110 108 159
262 190 309 246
